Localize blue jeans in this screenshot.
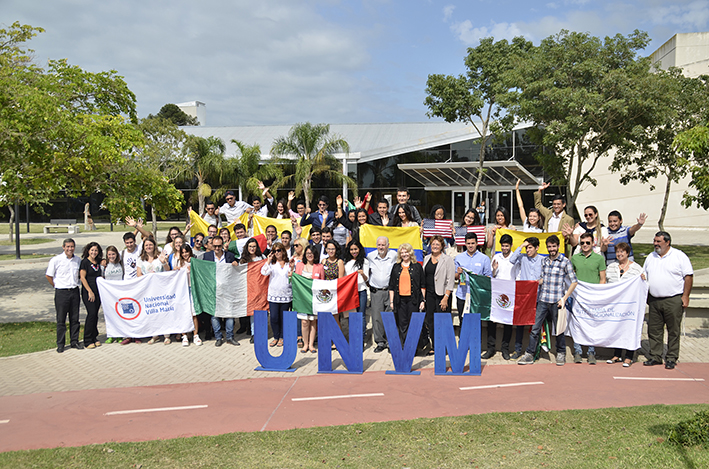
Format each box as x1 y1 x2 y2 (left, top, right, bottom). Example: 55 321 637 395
211 317 234 340
359 289 368 341
269 301 291 341
566 297 595 356
526 301 566 355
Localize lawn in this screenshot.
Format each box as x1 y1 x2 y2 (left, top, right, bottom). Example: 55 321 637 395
0 404 706 468
0 222 185 235
0 238 54 246
634 244 709 270
0 321 83 357
0 253 52 261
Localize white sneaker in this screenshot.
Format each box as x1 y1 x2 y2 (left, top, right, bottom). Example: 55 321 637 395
182 335 189 347
193 334 202 346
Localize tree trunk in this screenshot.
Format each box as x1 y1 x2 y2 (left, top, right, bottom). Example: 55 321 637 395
303 178 312 212
198 176 206 215
659 173 672 232
151 205 158 239
471 143 486 210
8 205 14 242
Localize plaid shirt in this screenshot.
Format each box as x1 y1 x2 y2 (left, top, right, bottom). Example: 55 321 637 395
539 255 577 303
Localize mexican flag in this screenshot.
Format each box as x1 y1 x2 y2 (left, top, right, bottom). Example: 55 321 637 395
190 258 269 317
465 272 537 325
291 272 359 317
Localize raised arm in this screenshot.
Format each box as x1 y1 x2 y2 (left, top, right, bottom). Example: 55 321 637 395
515 179 527 224
125 216 152 239
628 213 647 237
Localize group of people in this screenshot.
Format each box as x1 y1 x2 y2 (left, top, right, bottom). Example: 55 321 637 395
46 181 694 371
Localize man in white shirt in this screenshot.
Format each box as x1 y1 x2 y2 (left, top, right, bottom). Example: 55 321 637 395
45 239 83 353
643 231 694 370
367 237 397 353
201 201 221 228
219 190 253 224
487 234 520 360
120 217 153 279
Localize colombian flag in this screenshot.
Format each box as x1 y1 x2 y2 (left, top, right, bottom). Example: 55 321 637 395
493 228 566 257
359 225 424 262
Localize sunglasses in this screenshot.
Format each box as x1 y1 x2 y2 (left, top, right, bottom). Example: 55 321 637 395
580 241 592 245
274 249 283 253
584 213 594 218
226 197 235 201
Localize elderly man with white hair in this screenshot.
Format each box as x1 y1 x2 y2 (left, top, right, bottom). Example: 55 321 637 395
366 236 397 353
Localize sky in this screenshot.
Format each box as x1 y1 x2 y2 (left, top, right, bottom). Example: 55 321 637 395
4 0 709 127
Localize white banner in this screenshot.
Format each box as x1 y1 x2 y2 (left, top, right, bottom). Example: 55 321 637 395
97 270 194 338
568 274 648 350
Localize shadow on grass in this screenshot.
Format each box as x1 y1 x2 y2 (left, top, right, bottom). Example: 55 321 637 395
648 422 700 469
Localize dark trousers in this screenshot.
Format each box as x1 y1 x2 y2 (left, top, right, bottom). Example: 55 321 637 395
269 301 291 341
81 287 101 346
486 323 526 352
424 291 450 349
526 301 566 355
358 290 368 341
647 294 683 362
395 296 417 344
55 288 80 346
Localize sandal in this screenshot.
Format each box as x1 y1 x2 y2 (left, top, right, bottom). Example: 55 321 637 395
269 339 278 347
606 356 622 364
164 337 171 345
311 348 317 353
623 359 632 367
95 341 102 347
297 337 304 348
301 347 309 354
277 339 283 347
147 337 158 345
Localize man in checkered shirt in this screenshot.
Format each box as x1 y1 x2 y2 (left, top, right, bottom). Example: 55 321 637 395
517 235 578 366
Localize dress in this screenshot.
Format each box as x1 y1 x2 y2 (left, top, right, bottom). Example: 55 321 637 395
323 258 340 280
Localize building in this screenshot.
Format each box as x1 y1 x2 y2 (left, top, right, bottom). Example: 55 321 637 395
180 122 549 224
177 101 206 126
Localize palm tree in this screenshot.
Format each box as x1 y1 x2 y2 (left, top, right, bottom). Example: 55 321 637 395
231 139 283 200
270 122 355 210
183 135 236 214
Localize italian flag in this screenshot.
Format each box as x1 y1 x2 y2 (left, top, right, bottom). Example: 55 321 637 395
291 272 359 317
465 272 537 325
190 258 269 317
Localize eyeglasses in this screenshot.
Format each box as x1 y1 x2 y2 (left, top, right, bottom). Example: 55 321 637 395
580 241 592 245
318 204 327 207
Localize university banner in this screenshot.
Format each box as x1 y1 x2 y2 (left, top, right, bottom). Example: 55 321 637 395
238 213 310 240
567 275 648 350
359 224 424 262
190 258 269 318
465 272 538 325
188 210 237 241
97 270 193 338
493 228 565 257
291 272 359 317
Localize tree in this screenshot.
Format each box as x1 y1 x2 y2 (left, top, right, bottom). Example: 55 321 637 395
611 69 709 230
270 122 355 210
674 122 709 210
0 22 143 244
147 103 199 126
182 135 236 214
231 140 283 199
509 30 655 209
424 36 532 208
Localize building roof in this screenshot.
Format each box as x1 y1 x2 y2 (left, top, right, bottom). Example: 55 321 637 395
180 122 487 162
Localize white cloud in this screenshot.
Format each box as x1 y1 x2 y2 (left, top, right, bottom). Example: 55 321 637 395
450 20 529 45
443 4 455 22
648 0 709 29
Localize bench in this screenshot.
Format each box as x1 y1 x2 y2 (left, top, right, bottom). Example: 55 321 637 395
43 219 81 234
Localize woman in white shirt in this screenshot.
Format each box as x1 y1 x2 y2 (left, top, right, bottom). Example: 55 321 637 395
516 179 545 233
392 204 419 228
137 238 171 344
175 244 202 346
261 242 292 348
344 240 370 346
605 242 644 367
103 245 124 344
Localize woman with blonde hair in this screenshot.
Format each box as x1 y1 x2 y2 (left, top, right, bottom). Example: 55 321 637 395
388 243 425 344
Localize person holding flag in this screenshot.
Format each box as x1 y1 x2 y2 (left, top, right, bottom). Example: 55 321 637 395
219 190 253 224
454 232 492 332
486 234 520 360
508 237 543 359
518 235 577 366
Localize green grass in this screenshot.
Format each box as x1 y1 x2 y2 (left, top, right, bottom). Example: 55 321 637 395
0 238 54 246
0 253 52 261
0 321 83 357
0 404 707 468
0 222 185 235
634 244 709 270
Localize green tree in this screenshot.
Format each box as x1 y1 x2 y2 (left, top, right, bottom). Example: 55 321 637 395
674 122 709 210
425 36 532 208
0 23 143 243
611 69 709 230
183 135 236 214
509 29 655 209
231 140 283 199
270 122 355 210
148 103 199 126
